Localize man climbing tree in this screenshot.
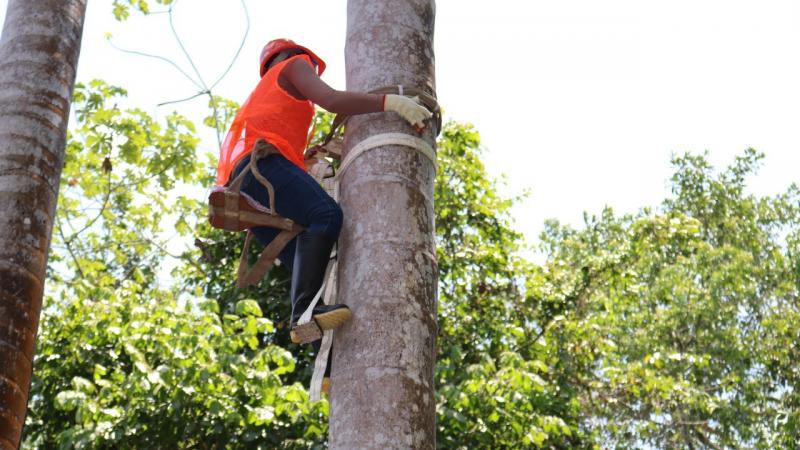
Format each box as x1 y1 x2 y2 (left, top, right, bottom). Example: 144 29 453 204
0 0 87 448
213 38 432 389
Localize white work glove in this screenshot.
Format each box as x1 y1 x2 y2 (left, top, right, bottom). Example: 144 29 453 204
383 94 433 128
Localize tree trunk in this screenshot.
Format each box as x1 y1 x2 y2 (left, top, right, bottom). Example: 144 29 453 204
330 1 438 449
0 1 86 448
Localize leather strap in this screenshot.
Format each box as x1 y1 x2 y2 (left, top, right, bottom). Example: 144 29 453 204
228 140 305 289
248 140 280 214
236 225 303 289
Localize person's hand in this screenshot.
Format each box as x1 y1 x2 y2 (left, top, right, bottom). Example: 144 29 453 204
383 94 433 128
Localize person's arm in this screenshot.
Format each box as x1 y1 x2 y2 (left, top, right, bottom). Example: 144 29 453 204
283 58 383 115
283 58 432 127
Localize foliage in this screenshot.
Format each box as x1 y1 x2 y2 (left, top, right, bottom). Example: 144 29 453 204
433 122 587 448
205 95 243 146
26 285 325 449
111 0 173 21
535 149 800 449
50 79 203 286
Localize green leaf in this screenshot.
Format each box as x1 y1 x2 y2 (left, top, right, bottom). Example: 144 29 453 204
235 299 263 317
54 391 86 411
248 406 275 425
70 377 95 394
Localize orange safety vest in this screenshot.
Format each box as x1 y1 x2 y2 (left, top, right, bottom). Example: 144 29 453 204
216 54 320 185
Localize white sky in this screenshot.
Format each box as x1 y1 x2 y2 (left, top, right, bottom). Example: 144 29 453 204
2 0 799 248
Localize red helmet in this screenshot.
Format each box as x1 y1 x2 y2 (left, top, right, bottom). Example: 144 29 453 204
259 38 326 77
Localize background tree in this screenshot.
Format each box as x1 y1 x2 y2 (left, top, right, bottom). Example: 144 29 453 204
0 1 87 448
535 149 800 449
433 122 585 448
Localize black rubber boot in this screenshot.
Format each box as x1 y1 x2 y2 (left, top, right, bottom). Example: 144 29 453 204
289 232 351 343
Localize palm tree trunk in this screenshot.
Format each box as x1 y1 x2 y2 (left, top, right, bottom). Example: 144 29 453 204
0 1 87 448
330 1 438 448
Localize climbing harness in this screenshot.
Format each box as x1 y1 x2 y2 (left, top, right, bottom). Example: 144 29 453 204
207 85 440 401
208 140 305 288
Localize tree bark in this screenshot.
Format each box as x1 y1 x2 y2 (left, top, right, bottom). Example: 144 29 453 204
0 1 87 448
330 1 438 449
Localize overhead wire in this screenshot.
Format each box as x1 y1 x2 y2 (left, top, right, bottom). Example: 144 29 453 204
107 39 205 91
210 0 250 91
108 0 251 147
168 0 208 89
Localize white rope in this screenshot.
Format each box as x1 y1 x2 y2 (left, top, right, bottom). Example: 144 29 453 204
309 259 337 401
309 329 334 401
337 132 437 181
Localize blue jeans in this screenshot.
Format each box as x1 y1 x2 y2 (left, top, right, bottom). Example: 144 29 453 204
232 153 343 271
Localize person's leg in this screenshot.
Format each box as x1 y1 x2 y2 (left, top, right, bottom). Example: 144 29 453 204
235 153 343 237
235 153 350 342
231 153 302 268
